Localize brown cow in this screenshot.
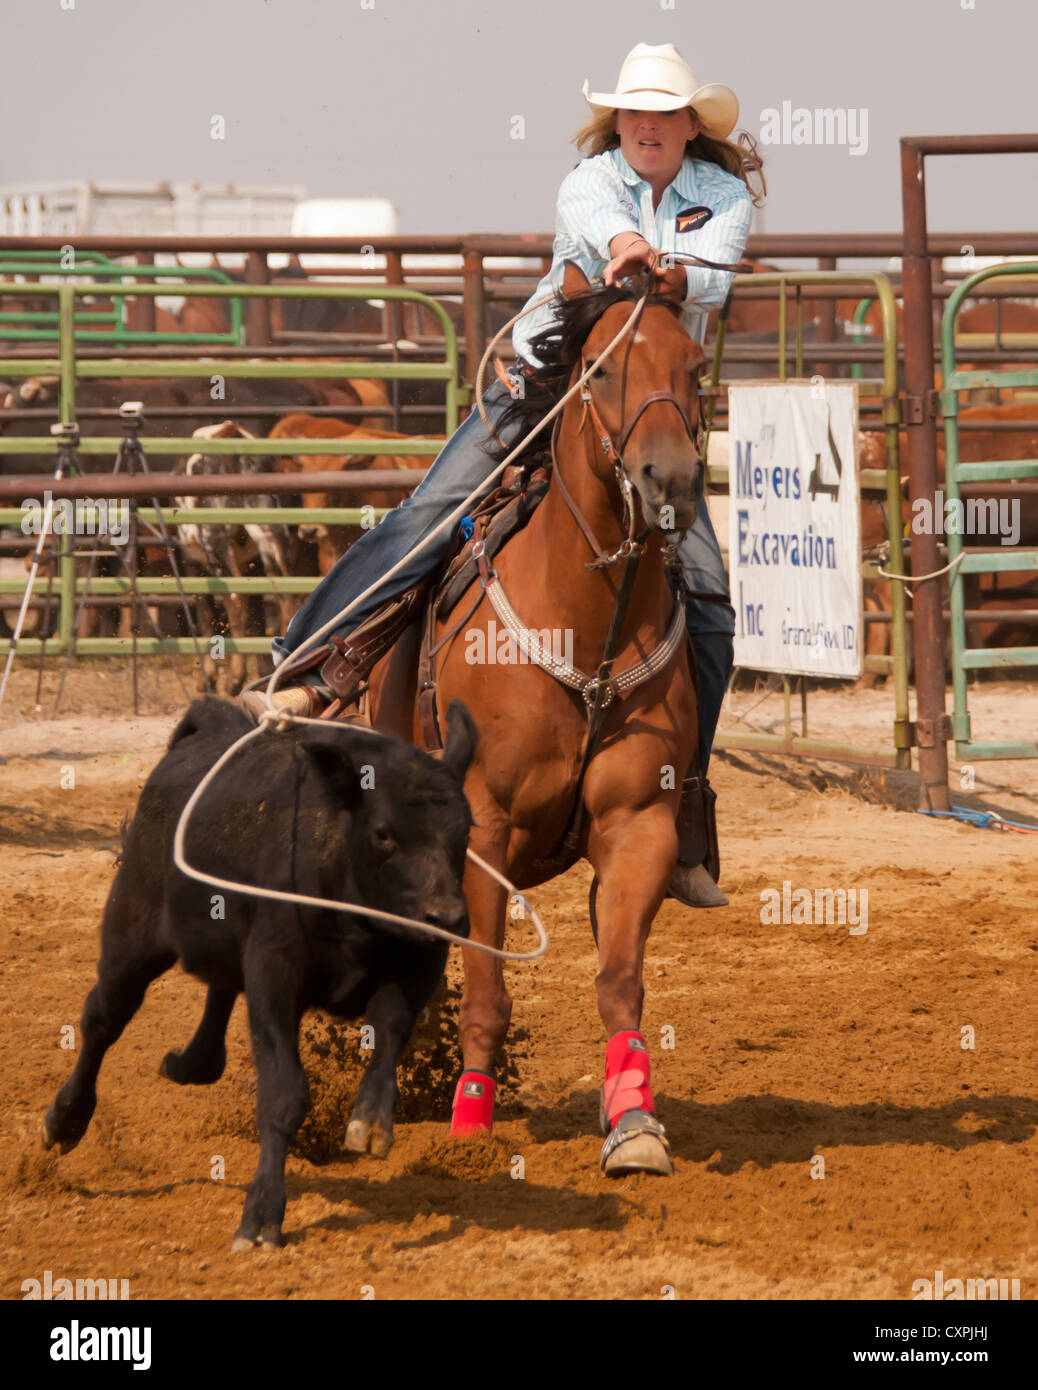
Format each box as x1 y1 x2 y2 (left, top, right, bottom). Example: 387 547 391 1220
267 414 443 576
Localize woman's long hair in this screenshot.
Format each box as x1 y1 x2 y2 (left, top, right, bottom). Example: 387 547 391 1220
574 107 766 207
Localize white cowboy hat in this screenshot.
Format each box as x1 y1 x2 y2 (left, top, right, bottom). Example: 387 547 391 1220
582 42 739 140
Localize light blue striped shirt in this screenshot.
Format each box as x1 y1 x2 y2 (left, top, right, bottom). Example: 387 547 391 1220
512 145 753 367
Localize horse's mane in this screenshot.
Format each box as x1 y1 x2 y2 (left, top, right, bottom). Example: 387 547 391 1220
480 269 681 464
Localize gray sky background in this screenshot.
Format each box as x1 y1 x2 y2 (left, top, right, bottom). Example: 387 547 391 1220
4 0 1037 240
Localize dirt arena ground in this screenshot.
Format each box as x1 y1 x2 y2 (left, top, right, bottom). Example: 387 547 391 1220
1 660 1035 1301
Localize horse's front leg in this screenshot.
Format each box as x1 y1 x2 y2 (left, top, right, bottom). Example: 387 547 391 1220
586 800 679 1177
450 823 511 1137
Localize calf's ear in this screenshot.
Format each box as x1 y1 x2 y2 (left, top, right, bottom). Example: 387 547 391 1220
441 700 478 783
296 732 363 808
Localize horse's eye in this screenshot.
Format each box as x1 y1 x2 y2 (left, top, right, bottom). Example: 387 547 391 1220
589 362 607 379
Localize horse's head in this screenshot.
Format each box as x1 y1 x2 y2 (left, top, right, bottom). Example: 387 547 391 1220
563 262 706 535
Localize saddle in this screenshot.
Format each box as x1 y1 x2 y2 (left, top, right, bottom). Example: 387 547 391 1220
269 457 551 723
264 454 719 884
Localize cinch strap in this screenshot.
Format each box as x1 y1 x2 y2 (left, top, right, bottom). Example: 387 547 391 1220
450 1070 497 1135
603 1030 655 1127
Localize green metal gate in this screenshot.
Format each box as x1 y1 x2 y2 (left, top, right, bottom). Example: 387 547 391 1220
941 262 1038 759
0 279 460 659
0 251 242 344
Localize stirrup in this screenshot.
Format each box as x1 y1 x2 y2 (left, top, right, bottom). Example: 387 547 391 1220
667 861 729 908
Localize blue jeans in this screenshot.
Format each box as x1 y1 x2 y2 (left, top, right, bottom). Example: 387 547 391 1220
273 379 735 773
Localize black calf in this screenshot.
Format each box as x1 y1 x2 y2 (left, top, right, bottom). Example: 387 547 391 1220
44 696 477 1251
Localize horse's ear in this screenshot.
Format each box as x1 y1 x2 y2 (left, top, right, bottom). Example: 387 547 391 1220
653 265 687 307
561 260 592 299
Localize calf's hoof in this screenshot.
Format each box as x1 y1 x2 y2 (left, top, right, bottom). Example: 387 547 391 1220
231 1224 282 1253
42 1099 90 1155
40 1120 74 1154
344 1116 393 1157
600 1109 673 1178
159 1047 226 1086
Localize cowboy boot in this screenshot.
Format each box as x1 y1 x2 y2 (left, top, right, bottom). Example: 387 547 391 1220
667 773 727 908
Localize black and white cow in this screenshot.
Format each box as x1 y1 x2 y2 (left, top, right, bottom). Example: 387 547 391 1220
174 421 302 694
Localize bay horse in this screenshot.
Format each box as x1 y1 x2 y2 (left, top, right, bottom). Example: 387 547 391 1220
368 260 706 1176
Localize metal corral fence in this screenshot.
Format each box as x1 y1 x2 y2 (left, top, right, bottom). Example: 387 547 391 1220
0 249 243 345
899 134 1038 809
941 260 1038 760
0 266 912 768
7 231 1038 371
0 279 458 656
3 221 1038 791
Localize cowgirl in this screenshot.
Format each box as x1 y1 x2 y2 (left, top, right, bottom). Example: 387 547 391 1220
251 43 764 906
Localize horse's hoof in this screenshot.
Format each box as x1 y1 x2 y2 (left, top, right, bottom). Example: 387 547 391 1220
230 1235 256 1253
601 1109 673 1177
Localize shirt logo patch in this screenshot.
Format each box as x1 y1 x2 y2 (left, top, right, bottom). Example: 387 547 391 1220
676 205 713 234
620 198 637 217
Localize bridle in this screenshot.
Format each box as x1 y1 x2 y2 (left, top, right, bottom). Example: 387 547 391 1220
550 298 706 572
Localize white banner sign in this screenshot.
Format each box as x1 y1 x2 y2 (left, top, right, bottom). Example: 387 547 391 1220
727 381 862 678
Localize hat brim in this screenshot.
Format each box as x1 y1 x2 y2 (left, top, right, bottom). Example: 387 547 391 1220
582 78 739 140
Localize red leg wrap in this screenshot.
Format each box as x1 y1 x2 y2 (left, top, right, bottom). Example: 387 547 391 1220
603 1030 655 1128
450 1070 496 1135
